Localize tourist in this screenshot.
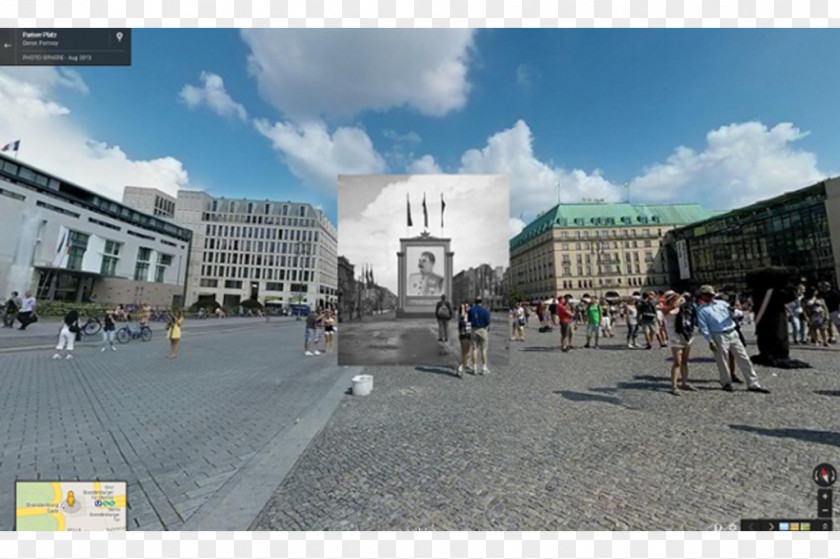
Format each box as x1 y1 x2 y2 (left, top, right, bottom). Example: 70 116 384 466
166 310 184 359
655 291 669 347
139 304 151 328
536 300 546 328
600 299 613 338
17 291 37 330
323 310 336 352
637 292 658 349
817 281 840 344
304 307 321 356
468 296 491 375
513 302 526 341
626 293 640 348
662 291 697 395
52 308 80 360
557 295 574 352
695 285 769 393
548 297 558 327
786 284 807 345
435 294 453 342
584 298 602 349
101 308 117 352
804 291 830 347
457 302 473 377
3 291 20 328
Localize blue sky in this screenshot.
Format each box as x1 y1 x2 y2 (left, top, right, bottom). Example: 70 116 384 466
1 29 838 234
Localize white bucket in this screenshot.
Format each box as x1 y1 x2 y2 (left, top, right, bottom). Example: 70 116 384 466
352 374 373 396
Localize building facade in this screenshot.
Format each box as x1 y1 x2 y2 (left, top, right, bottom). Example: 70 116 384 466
122 186 176 219
0 153 192 307
166 191 338 310
452 264 506 310
510 203 721 301
337 255 356 322
664 178 840 292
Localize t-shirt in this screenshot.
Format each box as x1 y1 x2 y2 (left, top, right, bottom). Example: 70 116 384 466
638 300 657 321
626 305 638 325
21 297 36 313
468 305 491 329
63 310 79 328
305 312 318 329
586 304 602 326
556 303 572 324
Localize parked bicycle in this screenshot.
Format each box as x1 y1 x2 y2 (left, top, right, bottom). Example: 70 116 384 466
81 316 102 336
116 323 152 343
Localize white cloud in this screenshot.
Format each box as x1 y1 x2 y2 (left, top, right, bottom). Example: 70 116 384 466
241 29 475 120
383 129 422 145
516 64 532 88
0 68 190 201
629 122 825 209
179 71 247 121
509 217 527 237
255 119 386 192
407 154 442 174
458 120 620 225
339 175 509 294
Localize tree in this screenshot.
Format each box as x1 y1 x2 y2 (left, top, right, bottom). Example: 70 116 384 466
509 287 527 307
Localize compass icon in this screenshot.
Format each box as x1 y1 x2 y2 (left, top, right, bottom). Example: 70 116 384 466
813 463 837 487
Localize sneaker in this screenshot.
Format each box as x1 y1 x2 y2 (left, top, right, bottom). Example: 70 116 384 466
645 344 652 350
313 350 321 355
680 383 698 392
111 346 117 351
457 365 464 378
101 347 106 352
65 354 73 360
482 366 490 375
304 351 314 356
748 385 771 394
52 353 61 360
584 343 590 349
627 343 634 348
731 376 744 384
670 387 680 396
722 384 734 392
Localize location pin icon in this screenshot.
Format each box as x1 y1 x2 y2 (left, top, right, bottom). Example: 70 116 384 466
116 32 123 43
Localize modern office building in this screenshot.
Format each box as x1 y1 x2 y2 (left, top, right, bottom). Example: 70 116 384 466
664 178 840 292
122 186 177 219
0 153 192 306
166 190 338 310
509 203 721 300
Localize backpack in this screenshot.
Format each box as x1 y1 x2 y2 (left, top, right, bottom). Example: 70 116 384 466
674 302 696 338
436 302 452 320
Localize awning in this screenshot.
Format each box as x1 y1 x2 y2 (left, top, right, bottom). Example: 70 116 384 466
34 266 104 278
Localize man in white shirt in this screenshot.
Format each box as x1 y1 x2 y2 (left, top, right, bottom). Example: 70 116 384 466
18 291 37 330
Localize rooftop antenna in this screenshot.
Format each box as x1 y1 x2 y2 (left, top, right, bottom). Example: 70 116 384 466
556 181 561 205
624 182 630 204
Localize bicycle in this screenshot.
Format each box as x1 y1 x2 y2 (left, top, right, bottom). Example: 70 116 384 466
116 323 152 343
81 316 102 336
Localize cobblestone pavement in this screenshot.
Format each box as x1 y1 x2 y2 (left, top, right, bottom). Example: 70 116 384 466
253 322 839 530
0 320 352 530
338 311 509 368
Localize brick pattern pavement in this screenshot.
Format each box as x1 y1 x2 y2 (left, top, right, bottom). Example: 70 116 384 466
0 320 347 530
252 323 839 530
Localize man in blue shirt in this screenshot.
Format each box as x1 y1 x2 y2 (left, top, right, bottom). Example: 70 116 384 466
695 285 769 393
468 296 491 375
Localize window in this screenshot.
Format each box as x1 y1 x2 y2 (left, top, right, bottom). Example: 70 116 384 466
155 253 173 283
224 280 243 289
199 278 218 288
134 247 152 281
100 240 122 276
66 231 90 271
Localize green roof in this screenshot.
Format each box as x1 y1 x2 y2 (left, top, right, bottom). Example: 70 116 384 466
510 203 720 250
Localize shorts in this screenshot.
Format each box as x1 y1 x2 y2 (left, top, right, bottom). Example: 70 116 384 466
472 328 488 350
305 328 317 344
640 319 656 334
56 326 75 351
586 324 600 336
560 322 572 338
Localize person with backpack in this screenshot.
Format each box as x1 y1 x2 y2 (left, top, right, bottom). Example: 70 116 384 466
663 291 697 395
637 292 659 349
435 294 453 343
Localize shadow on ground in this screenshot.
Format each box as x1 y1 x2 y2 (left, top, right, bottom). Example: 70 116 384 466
729 425 840 448
814 390 840 398
415 366 459 378
554 390 624 407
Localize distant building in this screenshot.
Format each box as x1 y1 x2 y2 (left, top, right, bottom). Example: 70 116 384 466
337 255 356 321
510 203 722 300
122 186 176 219
664 178 840 292
453 264 506 310
171 191 338 310
0 153 191 307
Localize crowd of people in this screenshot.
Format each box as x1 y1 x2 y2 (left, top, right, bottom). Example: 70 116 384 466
433 294 492 377
509 279 840 396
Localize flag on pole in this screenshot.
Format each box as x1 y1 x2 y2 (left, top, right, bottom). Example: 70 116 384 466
406 193 413 227
1 140 20 153
422 193 428 229
441 193 446 228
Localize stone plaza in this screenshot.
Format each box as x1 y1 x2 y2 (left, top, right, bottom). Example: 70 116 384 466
254 320 838 531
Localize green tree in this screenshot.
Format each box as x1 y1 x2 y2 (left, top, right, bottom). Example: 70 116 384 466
509 287 527 307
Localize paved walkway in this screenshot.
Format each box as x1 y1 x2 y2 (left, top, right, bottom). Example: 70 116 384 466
0 320 360 530
253 322 839 530
338 311 510 368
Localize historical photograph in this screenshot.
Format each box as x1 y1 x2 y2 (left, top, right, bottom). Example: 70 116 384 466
337 174 509 370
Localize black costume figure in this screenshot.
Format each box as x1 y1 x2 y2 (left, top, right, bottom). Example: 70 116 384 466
746 266 810 369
